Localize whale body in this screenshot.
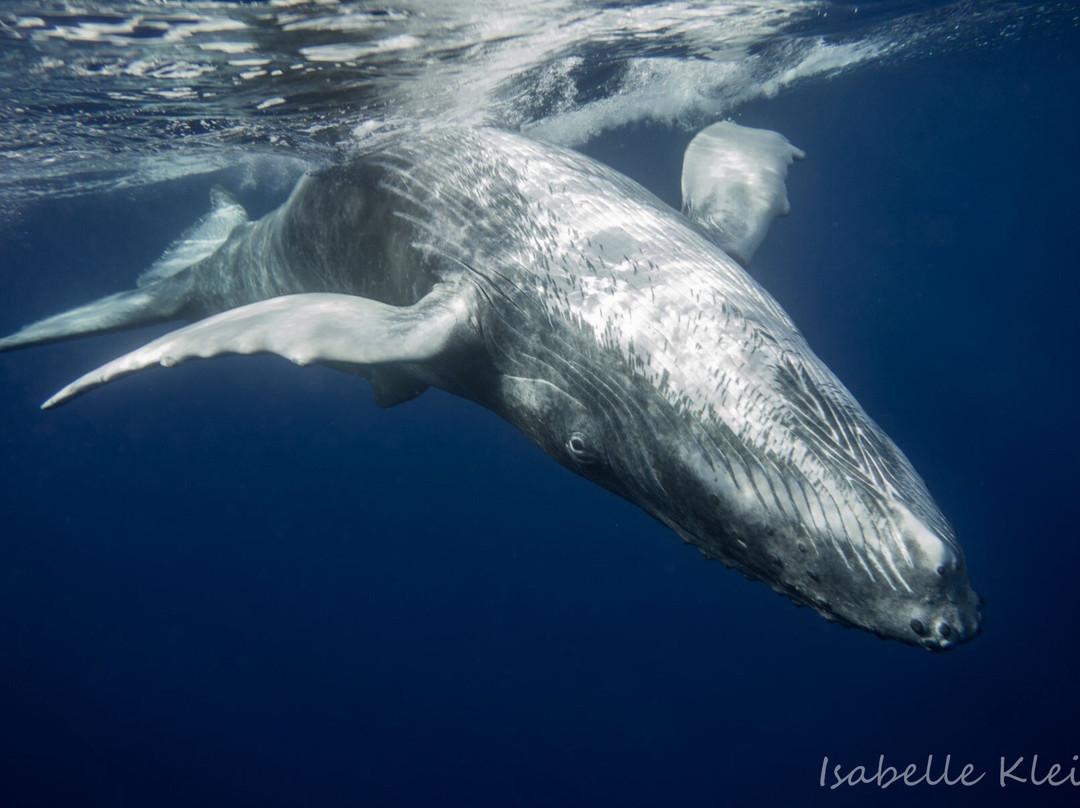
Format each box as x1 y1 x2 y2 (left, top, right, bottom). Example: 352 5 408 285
0 124 982 650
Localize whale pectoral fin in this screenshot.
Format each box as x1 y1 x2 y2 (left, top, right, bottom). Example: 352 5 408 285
0 187 248 355
0 284 187 353
681 121 805 267
42 290 467 409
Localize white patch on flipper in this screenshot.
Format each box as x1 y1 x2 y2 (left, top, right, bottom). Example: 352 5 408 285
681 121 804 266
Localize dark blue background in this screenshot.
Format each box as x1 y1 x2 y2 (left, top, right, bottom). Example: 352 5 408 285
2 30 1078 808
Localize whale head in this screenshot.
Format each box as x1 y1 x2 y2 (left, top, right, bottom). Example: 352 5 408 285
635 358 984 651
497 299 983 651
579 395 980 650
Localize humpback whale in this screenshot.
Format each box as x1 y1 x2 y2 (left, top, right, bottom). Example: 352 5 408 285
0 123 981 650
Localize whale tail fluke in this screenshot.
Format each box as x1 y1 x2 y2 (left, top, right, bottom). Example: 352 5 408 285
0 187 247 354
136 186 247 288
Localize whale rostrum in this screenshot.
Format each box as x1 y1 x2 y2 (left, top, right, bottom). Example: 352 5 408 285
0 123 982 650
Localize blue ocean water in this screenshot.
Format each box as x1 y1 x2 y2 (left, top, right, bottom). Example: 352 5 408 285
1 3 1079 807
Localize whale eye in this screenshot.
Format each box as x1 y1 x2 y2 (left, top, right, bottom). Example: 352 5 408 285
566 431 599 464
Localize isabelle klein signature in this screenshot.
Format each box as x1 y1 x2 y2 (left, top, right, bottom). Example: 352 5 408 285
820 754 1080 789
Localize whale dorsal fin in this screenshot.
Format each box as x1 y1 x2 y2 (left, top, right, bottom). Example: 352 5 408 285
41 287 468 409
681 122 804 267
137 186 248 287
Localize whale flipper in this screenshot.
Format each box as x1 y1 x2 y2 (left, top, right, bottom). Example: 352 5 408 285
42 288 468 409
0 188 247 354
681 121 805 266
0 285 188 353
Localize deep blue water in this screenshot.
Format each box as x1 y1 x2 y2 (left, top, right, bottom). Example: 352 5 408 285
2 27 1080 808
